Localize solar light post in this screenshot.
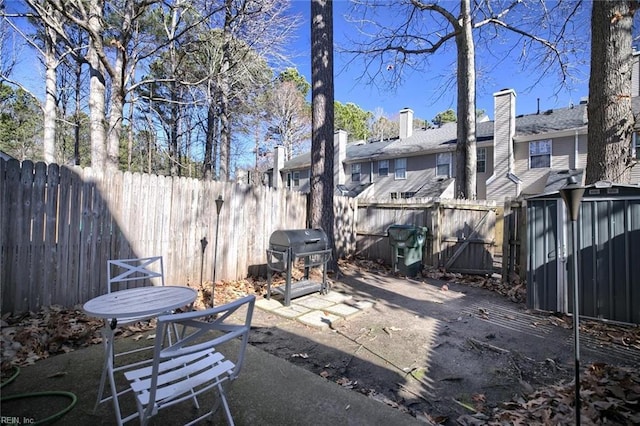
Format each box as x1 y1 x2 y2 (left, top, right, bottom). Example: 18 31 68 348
199 236 208 286
559 176 584 426
212 195 224 307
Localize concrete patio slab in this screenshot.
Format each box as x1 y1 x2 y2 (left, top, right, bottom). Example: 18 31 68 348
297 310 342 329
256 289 375 327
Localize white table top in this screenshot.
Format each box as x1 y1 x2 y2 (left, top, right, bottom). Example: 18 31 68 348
83 286 197 319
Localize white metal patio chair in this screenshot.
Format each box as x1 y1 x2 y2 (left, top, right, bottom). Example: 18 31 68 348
95 256 178 414
123 294 256 426
107 256 165 307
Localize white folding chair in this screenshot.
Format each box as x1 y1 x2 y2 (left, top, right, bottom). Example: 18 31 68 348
95 256 174 417
107 257 165 302
124 294 256 426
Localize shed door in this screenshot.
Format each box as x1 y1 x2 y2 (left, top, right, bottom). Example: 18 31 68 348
577 199 640 324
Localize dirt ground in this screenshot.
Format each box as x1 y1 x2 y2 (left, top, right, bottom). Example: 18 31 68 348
2 260 639 425
248 261 640 425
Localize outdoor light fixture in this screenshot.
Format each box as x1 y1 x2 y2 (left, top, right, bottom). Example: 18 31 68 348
212 195 224 307
559 175 584 426
215 195 224 215
199 236 208 287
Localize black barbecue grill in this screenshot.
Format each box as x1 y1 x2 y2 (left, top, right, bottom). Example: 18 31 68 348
266 228 332 306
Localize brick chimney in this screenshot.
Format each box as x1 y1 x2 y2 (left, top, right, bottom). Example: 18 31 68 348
334 130 347 186
273 145 285 189
399 108 414 139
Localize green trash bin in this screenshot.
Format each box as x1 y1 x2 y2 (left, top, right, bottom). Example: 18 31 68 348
387 225 428 277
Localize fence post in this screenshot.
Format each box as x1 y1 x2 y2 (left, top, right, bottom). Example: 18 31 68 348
434 199 442 267
517 199 528 284
501 199 512 283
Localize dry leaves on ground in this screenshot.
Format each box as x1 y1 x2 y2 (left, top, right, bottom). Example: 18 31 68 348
2 261 639 426
1 305 130 371
422 267 527 304
476 363 640 425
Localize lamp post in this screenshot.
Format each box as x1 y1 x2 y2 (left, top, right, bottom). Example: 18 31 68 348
212 195 224 307
559 175 584 426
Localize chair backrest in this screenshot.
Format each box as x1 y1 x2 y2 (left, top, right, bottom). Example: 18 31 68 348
107 256 165 293
143 295 256 411
155 294 255 372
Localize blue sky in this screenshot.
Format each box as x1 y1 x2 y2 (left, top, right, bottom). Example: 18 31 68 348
6 0 591 124
288 0 591 122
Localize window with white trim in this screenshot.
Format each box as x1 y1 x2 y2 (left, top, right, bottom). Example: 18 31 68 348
633 132 639 159
401 192 416 199
395 158 407 179
530 140 551 168
390 192 398 200
436 153 452 177
477 148 486 173
378 159 389 176
292 171 300 186
351 163 361 182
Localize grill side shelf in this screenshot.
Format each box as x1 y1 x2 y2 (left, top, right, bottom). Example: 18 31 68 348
270 279 323 300
266 249 288 272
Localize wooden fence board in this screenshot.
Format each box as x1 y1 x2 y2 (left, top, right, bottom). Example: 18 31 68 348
0 159 7 307
44 163 60 307
3 160 21 309
31 162 47 307
17 161 33 309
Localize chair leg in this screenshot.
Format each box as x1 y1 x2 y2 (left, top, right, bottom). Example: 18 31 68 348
94 328 112 411
217 382 234 426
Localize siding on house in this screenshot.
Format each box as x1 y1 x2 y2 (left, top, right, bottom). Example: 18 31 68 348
276 81 640 202
476 146 494 200
633 51 640 97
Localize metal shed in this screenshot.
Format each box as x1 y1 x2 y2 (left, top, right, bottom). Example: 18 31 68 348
526 182 640 324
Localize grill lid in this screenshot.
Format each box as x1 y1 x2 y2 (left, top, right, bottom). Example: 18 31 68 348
269 228 328 253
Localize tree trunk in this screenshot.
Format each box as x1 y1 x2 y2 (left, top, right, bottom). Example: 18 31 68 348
87 45 106 170
170 83 180 176
204 102 216 180
74 54 82 166
219 0 233 181
311 0 336 271
43 25 57 164
585 0 635 184
454 0 477 200
106 50 125 173
127 88 134 171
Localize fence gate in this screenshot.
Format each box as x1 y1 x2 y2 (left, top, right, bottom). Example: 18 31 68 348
436 201 497 275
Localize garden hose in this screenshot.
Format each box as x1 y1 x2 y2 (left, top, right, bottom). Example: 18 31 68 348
0 365 20 388
0 366 78 425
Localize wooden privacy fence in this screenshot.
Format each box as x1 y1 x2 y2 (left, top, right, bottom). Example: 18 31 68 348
354 198 498 274
1 159 357 313
3 158 521 313
501 199 527 283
